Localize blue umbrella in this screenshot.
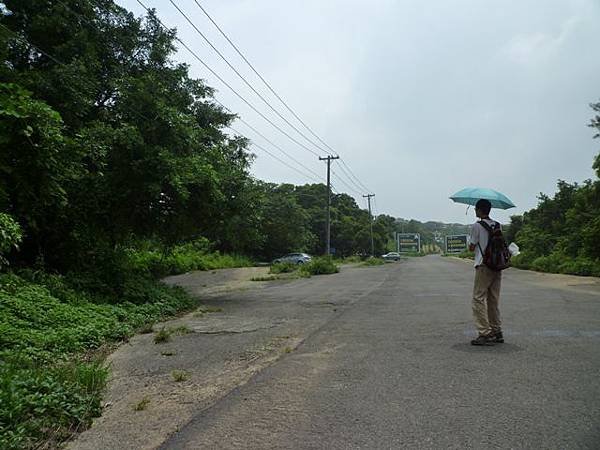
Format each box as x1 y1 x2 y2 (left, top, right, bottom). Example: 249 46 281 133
450 187 516 210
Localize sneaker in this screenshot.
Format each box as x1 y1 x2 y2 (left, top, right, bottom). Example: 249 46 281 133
471 334 495 346
491 331 504 343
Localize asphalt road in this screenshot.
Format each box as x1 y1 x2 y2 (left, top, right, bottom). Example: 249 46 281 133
159 256 600 449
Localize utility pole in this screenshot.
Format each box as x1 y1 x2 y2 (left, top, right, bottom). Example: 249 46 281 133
319 155 339 255
363 194 375 257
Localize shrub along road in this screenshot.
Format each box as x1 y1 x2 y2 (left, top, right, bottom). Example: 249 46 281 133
72 256 600 449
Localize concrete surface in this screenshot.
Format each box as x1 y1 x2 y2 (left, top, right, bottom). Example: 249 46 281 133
71 256 600 449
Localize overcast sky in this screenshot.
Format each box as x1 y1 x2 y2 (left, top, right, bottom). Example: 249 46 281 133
119 0 600 224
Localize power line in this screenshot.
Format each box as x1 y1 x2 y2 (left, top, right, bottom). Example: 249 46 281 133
212 99 323 181
168 0 330 157
188 0 375 194
331 168 363 197
190 0 337 155
135 0 324 159
227 126 321 184
1 19 321 190
335 159 368 194
25 0 373 204
340 158 372 193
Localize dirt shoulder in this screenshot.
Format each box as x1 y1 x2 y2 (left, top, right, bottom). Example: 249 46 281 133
447 256 600 296
68 264 389 450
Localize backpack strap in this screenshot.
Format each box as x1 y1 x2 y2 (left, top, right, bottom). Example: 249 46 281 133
478 220 498 234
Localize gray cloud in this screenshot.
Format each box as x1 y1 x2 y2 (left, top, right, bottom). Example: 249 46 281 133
119 0 600 224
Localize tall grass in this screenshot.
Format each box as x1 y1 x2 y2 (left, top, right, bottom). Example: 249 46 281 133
126 243 253 278
0 271 197 449
298 257 339 277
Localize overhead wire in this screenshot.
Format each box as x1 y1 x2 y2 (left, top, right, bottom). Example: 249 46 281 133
168 0 330 157
212 99 323 181
336 159 369 194
33 0 371 201
51 0 325 186
331 168 363 198
190 0 336 155
340 158 372 193
186 0 374 195
0 19 321 189
166 0 374 197
226 126 321 184
135 0 324 159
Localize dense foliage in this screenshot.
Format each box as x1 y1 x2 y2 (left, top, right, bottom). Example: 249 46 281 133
0 270 197 448
2 0 595 446
508 103 600 276
0 2 387 447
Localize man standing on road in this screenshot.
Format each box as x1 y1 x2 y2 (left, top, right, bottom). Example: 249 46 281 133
468 199 504 346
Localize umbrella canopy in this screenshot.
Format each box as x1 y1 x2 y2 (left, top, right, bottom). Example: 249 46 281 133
450 187 516 210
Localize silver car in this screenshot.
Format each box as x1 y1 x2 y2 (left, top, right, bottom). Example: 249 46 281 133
273 253 312 265
382 252 401 261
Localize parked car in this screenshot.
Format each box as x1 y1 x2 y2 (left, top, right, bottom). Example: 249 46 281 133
382 252 401 261
273 253 312 265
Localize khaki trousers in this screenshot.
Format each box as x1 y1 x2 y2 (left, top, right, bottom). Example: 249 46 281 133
472 265 502 336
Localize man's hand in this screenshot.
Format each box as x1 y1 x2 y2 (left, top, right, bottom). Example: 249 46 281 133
469 244 476 252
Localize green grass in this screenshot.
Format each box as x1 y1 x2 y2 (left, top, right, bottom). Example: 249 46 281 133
0 271 198 449
251 275 280 281
298 257 339 277
362 257 385 266
125 239 253 278
153 327 171 344
133 397 150 411
400 251 427 257
198 306 223 313
269 262 298 274
171 370 189 382
338 255 364 264
452 250 474 259
512 252 600 277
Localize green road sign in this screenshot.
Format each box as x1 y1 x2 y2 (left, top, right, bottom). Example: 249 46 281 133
397 233 420 253
445 235 468 254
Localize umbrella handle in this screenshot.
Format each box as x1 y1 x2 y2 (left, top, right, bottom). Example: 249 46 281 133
465 205 471 215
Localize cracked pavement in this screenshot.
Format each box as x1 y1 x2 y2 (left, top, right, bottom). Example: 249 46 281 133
71 256 600 449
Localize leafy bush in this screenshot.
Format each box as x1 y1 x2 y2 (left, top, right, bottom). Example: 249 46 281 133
125 239 253 278
339 256 363 264
513 252 600 277
401 251 426 257
0 213 22 268
362 257 385 266
0 358 108 450
269 262 298 274
298 257 339 277
455 250 475 259
0 272 197 448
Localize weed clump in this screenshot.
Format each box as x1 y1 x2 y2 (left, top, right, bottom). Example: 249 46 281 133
269 262 297 274
251 275 280 281
298 257 339 277
153 327 171 344
171 370 189 382
133 397 150 411
362 257 385 266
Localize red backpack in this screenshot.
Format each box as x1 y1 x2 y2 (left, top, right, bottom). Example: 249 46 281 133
479 220 511 271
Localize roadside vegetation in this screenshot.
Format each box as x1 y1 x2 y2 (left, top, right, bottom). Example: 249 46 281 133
362 257 386 266
0 270 196 449
268 257 340 278
298 257 340 277
1 0 598 447
506 106 600 277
